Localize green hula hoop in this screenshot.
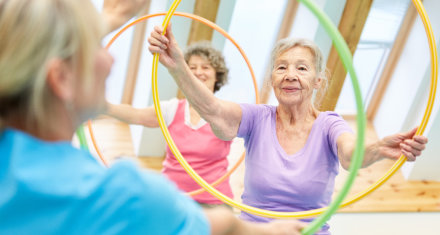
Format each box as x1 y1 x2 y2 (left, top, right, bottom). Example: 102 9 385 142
152 0 365 234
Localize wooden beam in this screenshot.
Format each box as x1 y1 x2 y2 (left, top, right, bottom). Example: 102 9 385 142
366 4 418 120
259 1 300 104
187 0 221 44
120 1 151 104
177 0 221 99
314 0 373 111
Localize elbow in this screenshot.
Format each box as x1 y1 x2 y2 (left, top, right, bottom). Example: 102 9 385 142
339 148 354 170
340 158 351 170
339 152 371 170
211 125 235 141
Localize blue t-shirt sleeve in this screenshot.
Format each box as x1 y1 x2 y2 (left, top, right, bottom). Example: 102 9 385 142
325 112 353 157
85 161 210 235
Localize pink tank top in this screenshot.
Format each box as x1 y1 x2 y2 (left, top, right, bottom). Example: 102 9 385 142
162 99 233 204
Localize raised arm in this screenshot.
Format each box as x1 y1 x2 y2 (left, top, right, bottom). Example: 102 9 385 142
102 0 149 33
337 127 428 170
148 25 242 140
204 207 306 235
107 103 159 128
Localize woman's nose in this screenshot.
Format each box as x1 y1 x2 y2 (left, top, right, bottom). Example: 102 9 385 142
194 67 203 76
285 68 298 81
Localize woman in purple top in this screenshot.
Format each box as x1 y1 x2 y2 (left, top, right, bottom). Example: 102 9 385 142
148 25 428 234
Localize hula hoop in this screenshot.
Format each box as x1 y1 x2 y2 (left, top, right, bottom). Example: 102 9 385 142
153 0 367 223
87 120 109 167
154 0 437 231
328 0 438 212
76 125 89 151
303 1 438 232
87 12 260 195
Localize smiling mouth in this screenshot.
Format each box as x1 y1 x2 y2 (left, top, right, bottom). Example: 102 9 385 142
282 87 301 93
196 77 207 82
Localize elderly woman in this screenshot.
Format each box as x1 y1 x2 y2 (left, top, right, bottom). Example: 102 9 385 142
148 25 429 234
0 0 306 234
107 42 234 207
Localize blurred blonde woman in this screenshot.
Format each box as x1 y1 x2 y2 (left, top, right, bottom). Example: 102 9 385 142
107 42 234 208
0 0 305 234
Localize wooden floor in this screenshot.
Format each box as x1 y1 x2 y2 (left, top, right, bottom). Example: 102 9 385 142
79 116 440 213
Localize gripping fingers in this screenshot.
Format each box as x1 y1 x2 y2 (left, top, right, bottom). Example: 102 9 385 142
401 149 416 161
152 26 169 43
148 45 164 55
400 143 421 160
148 36 167 50
404 139 425 151
414 135 428 144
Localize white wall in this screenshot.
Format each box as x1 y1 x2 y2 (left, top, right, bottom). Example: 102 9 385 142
329 212 439 235
218 0 288 105
372 0 440 180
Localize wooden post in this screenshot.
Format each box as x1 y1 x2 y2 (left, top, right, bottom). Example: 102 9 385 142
187 0 221 44
314 0 373 111
120 1 151 104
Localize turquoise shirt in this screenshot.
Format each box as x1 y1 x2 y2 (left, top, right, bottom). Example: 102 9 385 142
0 128 209 235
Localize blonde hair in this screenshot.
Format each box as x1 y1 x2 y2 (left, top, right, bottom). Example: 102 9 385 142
184 41 229 93
270 38 328 86
0 0 105 132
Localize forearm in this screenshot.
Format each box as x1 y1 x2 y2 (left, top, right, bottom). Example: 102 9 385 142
107 103 146 125
338 133 384 169
102 13 126 33
361 140 385 167
148 25 242 140
101 0 148 34
168 62 221 123
205 208 271 235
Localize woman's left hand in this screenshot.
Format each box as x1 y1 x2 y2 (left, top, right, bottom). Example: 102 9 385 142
102 0 149 33
380 127 428 161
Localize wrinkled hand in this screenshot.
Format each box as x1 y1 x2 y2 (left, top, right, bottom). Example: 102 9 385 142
102 0 149 32
380 127 428 161
147 24 185 72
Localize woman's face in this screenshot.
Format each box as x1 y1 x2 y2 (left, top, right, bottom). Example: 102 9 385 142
75 47 113 118
188 55 217 93
271 46 321 107
93 48 113 110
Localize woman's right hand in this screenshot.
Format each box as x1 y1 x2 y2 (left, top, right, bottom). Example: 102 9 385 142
148 24 185 72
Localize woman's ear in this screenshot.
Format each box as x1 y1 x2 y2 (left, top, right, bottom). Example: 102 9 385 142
46 59 75 102
313 76 322 89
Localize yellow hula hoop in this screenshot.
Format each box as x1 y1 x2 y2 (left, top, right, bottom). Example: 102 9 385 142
153 0 437 219
88 11 259 195
339 0 438 208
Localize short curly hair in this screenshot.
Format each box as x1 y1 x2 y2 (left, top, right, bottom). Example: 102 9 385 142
184 41 229 93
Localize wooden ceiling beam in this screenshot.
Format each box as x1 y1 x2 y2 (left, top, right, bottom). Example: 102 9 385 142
187 0 221 44
121 1 151 104
314 0 374 111
366 4 418 120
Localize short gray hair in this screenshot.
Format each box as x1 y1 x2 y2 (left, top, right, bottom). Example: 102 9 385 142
270 38 327 79
184 41 229 93
269 38 330 107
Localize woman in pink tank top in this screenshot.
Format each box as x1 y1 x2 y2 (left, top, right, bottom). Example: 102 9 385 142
107 42 233 207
